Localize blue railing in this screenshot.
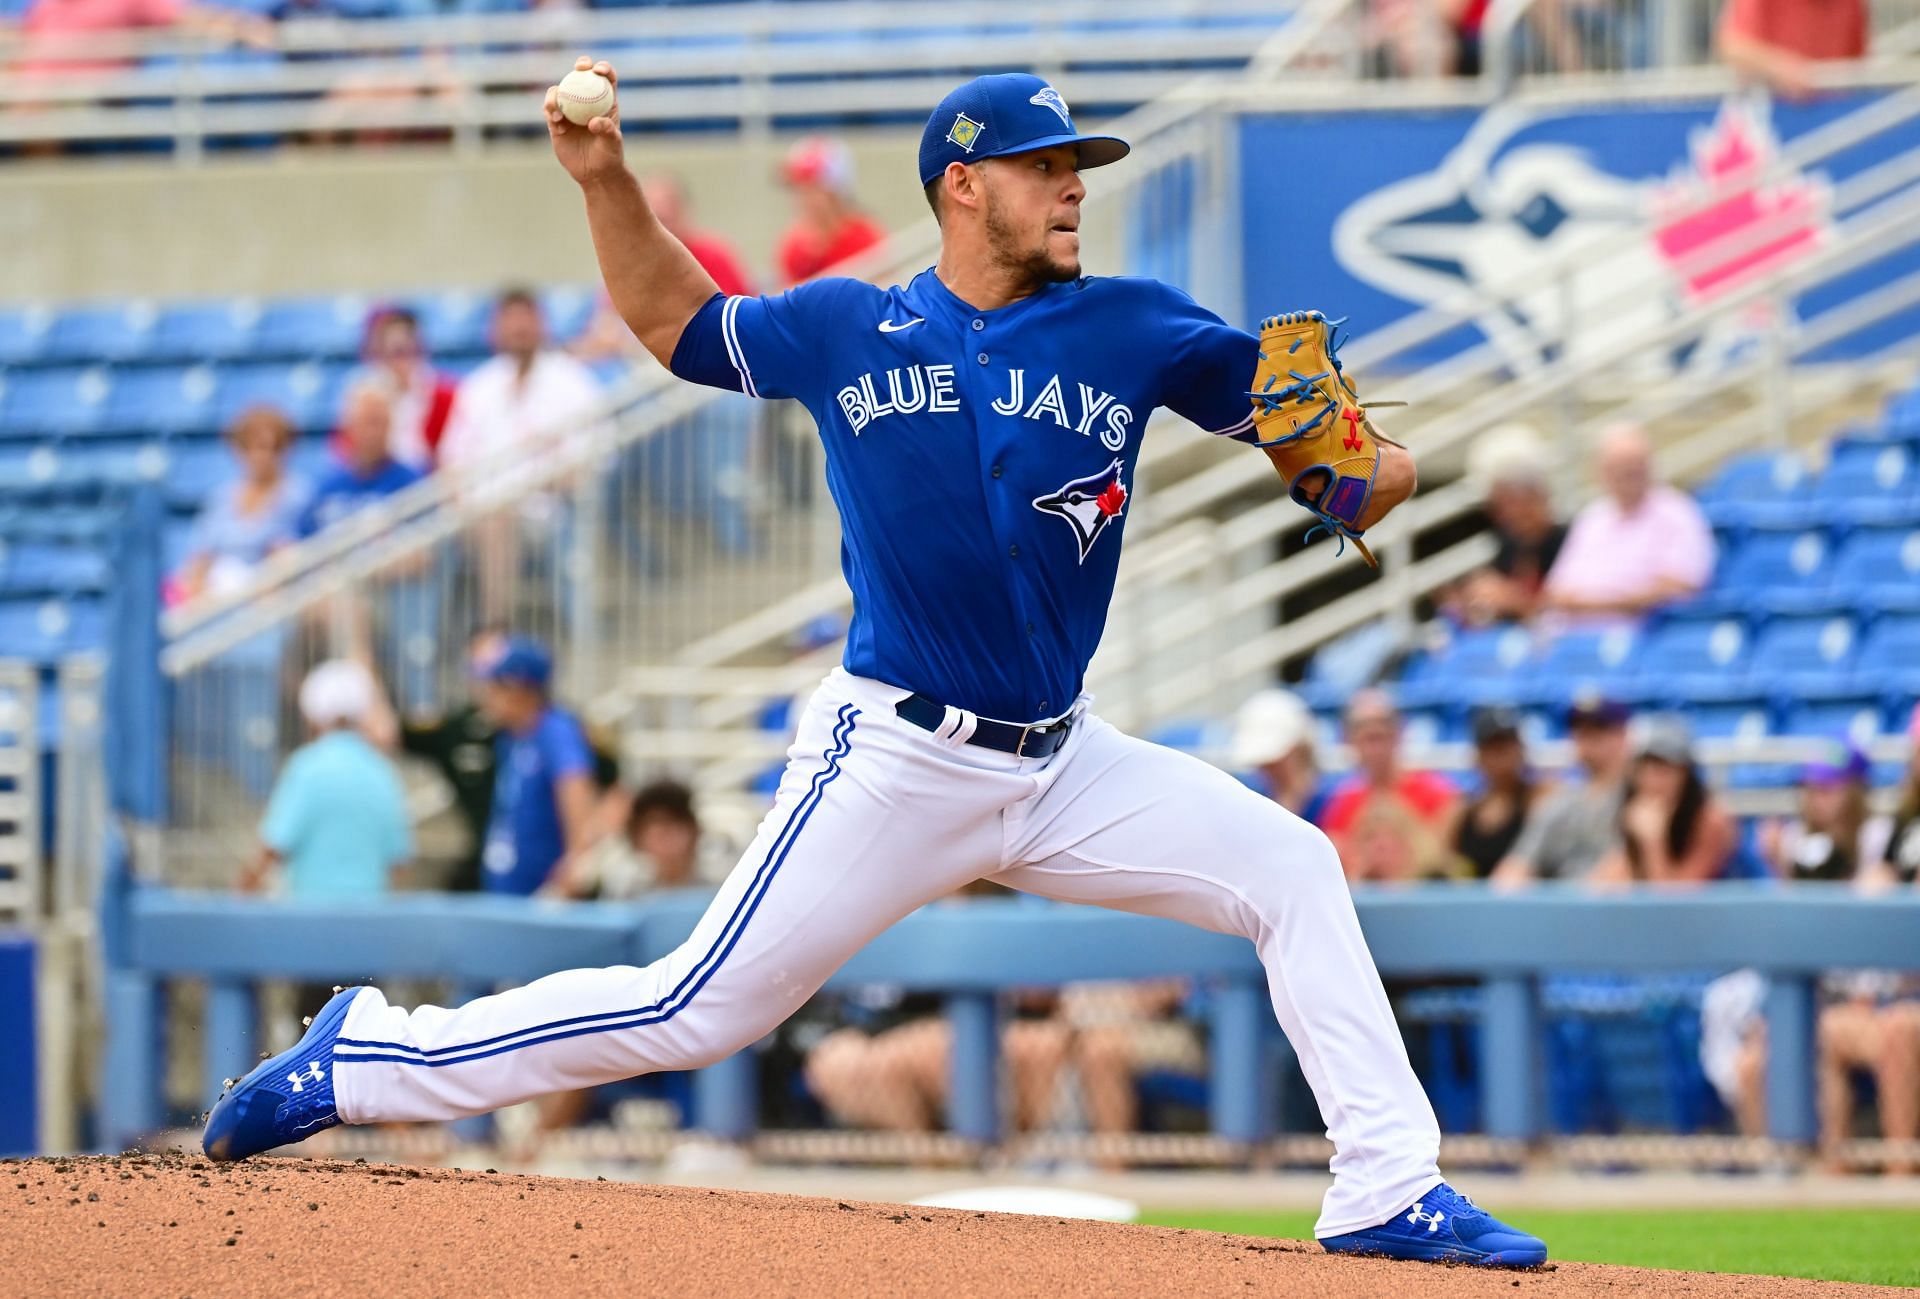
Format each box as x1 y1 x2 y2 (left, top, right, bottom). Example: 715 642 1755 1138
95 838 1920 1153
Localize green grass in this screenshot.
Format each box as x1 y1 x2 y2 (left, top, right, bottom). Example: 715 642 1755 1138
1139 1207 1920 1287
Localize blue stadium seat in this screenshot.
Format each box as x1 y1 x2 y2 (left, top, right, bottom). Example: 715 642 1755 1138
150 300 263 364
1514 627 1638 706
417 291 495 356
0 596 106 663
1829 526 1920 613
1856 614 1920 697
0 306 53 367
1815 439 1917 515
215 361 346 434
165 442 238 507
542 286 598 345
1696 452 1812 529
1688 697 1771 741
254 295 370 361
1708 527 1835 614
1883 388 1920 442
104 364 222 438
0 539 110 597
1633 613 1749 699
0 366 114 439
1393 625 1532 709
1781 695 1883 745
1747 615 1857 699
42 302 159 365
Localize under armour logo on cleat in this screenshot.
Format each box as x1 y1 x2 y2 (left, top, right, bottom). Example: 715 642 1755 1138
286 1061 326 1093
1406 1204 1446 1234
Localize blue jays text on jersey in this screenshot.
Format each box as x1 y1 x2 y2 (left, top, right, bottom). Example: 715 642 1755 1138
672 269 1261 723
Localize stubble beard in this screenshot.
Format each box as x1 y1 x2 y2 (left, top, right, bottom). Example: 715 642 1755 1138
984 192 1079 291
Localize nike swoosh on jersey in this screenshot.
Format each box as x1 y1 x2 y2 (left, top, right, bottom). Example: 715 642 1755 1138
877 318 925 333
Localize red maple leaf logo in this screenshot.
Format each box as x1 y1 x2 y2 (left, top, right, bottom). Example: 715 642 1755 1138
1095 480 1128 517
1649 101 1830 304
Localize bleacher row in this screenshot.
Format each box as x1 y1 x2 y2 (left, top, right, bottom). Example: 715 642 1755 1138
1294 382 1920 783
0 286 606 683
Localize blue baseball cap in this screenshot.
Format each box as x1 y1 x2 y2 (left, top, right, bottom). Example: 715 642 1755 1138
474 636 551 690
917 74 1129 187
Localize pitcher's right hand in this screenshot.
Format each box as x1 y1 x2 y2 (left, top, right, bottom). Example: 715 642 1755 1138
545 56 625 187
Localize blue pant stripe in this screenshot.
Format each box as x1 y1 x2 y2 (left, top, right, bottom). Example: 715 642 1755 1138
333 705 860 1068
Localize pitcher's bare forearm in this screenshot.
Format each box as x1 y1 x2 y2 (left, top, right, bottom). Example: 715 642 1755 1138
580 170 720 368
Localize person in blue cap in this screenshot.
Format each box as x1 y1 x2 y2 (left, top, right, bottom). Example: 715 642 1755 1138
471 636 600 898
205 62 1540 1271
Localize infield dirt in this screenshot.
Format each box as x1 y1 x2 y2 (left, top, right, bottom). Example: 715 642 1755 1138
0 1154 1904 1298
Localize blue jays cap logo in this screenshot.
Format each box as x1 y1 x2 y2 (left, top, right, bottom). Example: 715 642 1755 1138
1029 86 1071 128
1032 459 1129 563
947 112 983 153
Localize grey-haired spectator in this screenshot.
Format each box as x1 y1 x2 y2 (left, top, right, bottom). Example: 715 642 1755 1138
1597 716 1736 884
1227 687 1327 821
1495 694 1631 884
1760 740 1889 883
240 660 410 898
298 381 424 538
1543 423 1715 624
1447 708 1549 879
1450 424 1567 626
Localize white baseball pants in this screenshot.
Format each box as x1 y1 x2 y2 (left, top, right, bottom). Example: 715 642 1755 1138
333 668 1442 1236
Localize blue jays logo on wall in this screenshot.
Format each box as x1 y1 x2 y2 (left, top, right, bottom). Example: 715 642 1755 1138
1033 459 1128 563
1238 90 1918 368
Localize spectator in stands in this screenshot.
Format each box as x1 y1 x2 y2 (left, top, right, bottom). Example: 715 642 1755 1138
1875 704 1920 886
563 779 727 901
355 306 458 472
239 660 410 897
1063 981 1204 1159
297 380 424 538
1541 423 1715 624
8 0 270 82
1595 716 1736 884
1495 694 1631 884
804 989 1067 1135
1366 0 1486 77
575 174 754 363
439 287 607 624
1447 708 1548 879
1717 0 1866 101
171 405 307 605
1449 424 1566 627
472 637 600 897
1759 740 1890 882
1319 689 1459 882
778 136 887 285
1227 687 1327 821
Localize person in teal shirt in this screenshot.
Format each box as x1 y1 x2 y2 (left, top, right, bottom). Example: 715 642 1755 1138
243 660 411 897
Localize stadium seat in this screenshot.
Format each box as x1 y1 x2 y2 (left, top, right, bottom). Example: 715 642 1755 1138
1883 388 1920 442
0 540 111 597
0 596 106 664
416 291 495 357
150 300 263 364
0 306 53 367
1813 440 1919 526
1513 627 1638 705
0 367 114 439
1856 614 1920 697
1707 527 1835 614
542 286 599 344
1632 613 1749 700
1393 625 1533 710
104 365 222 438
1696 451 1812 529
253 295 370 361
214 361 347 434
165 442 238 507
1688 697 1771 741
1781 695 1883 745
1829 526 1920 613
42 302 159 365
1747 614 1856 683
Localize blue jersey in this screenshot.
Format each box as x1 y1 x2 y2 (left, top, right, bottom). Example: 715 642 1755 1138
482 706 593 896
673 270 1259 722
298 458 424 539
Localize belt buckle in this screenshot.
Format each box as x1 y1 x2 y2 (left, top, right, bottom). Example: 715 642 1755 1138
1014 723 1036 758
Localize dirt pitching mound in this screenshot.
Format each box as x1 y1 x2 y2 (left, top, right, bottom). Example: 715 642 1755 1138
0 1154 1900 1298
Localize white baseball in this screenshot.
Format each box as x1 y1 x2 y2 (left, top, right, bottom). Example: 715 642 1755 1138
556 69 615 126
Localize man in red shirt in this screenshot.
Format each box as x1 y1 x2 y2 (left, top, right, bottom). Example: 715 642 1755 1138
1318 689 1460 882
776 136 887 285
1717 0 1866 100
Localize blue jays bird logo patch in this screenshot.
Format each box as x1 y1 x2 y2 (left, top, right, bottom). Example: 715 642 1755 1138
947 113 983 152
1029 86 1071 127
1033 459 1129 563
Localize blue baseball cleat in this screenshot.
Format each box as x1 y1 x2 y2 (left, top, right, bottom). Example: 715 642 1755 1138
1320 1182 1547 1268
202 985 361 1162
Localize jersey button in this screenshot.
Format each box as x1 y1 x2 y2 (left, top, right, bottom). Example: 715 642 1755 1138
1026 622 1035 636
971 318 985 331
1008 544 1020 558
991 464 1003 478
977 352 989 365
1038 700 1050 713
